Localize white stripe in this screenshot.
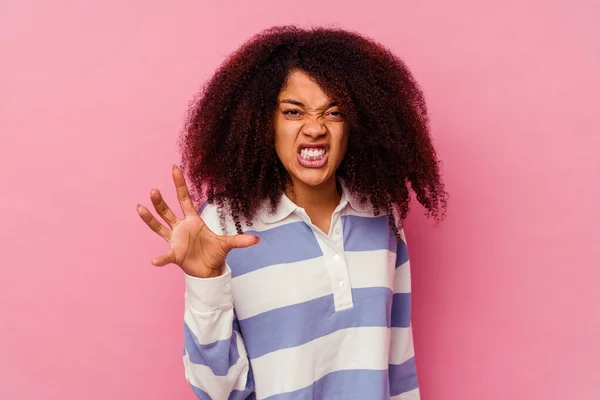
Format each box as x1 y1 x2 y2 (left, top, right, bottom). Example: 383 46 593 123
389 326 415 365
391 387 420 399
251 326 390 399
393 259 411 294
183 331 250 395
184 304 233 345
200 202 231 235
231 249 398 319
346 249 395 289
231 257 332 319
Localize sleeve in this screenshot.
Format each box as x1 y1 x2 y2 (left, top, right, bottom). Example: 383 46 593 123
388 227 420 399
182 201 255 400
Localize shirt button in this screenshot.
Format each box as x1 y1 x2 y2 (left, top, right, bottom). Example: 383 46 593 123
339 281 344 287
334 228 341 235
333 254 340 261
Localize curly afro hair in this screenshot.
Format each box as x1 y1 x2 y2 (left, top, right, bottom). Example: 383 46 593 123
178 25 448 239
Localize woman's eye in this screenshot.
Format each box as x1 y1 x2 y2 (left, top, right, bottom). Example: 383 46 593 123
282 109 342 119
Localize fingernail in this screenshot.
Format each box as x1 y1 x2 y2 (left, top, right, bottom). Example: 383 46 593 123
255 236 261 244
172 164 178 170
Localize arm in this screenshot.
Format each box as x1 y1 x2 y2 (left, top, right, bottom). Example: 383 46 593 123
183 265 254 399
182 202 255 399
389 228 420 399
136 166 257 399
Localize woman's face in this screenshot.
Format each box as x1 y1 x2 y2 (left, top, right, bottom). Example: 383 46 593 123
274 69 348 190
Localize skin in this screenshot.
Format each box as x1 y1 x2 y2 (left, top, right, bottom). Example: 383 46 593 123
274 69 349 234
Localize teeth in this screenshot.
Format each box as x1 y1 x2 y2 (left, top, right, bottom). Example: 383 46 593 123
300 148 326 160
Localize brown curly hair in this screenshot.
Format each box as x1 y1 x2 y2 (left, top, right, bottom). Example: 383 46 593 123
178 25 448 239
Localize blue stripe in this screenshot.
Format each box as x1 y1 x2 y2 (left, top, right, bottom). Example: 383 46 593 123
391 293 411 328
189 364 256 399
264 369 389 400
395 238 409 268
190 383 256 400
189 384 210 400
239 287 392 359
342 215 395 252
183 322 240 377
389 357 419 396
232 310 241 334
226 222 323 277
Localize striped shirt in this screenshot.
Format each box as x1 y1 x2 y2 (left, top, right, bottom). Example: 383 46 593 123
182 179 420 399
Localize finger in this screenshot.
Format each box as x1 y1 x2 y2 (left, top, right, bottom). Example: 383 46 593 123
151 248 176 267
150 189 179 228
137 204 172 241
220 234 261 252
172 164 197 217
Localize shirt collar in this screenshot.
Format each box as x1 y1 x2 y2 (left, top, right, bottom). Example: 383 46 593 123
259 178 371 224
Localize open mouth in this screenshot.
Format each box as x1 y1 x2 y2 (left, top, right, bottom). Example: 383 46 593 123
299 147 327 160
297 145 329 168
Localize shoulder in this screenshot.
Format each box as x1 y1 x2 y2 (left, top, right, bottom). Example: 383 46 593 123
198 198 277 236
197 200 236 236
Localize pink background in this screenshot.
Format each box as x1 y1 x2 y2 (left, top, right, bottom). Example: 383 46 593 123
1 0 599 399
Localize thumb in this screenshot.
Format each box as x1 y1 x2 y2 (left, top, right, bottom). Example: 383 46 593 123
221 234 261 252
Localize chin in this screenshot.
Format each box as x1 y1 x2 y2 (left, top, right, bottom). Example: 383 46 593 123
292 169 334 187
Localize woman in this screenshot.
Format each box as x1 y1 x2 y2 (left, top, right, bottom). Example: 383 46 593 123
137 25 447 400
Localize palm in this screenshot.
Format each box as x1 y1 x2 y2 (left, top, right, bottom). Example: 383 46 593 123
137 165 259 278
169 214 227 276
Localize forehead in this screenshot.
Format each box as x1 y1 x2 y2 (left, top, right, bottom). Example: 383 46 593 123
278 70 331 103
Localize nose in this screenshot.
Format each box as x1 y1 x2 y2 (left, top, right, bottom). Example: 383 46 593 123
301 120 327 138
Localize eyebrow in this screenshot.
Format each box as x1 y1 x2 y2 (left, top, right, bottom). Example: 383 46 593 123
279 99 339 109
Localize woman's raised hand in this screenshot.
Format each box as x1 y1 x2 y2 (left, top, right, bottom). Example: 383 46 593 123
136 165 260 278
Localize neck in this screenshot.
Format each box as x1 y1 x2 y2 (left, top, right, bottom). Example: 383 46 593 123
285 175 341 214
